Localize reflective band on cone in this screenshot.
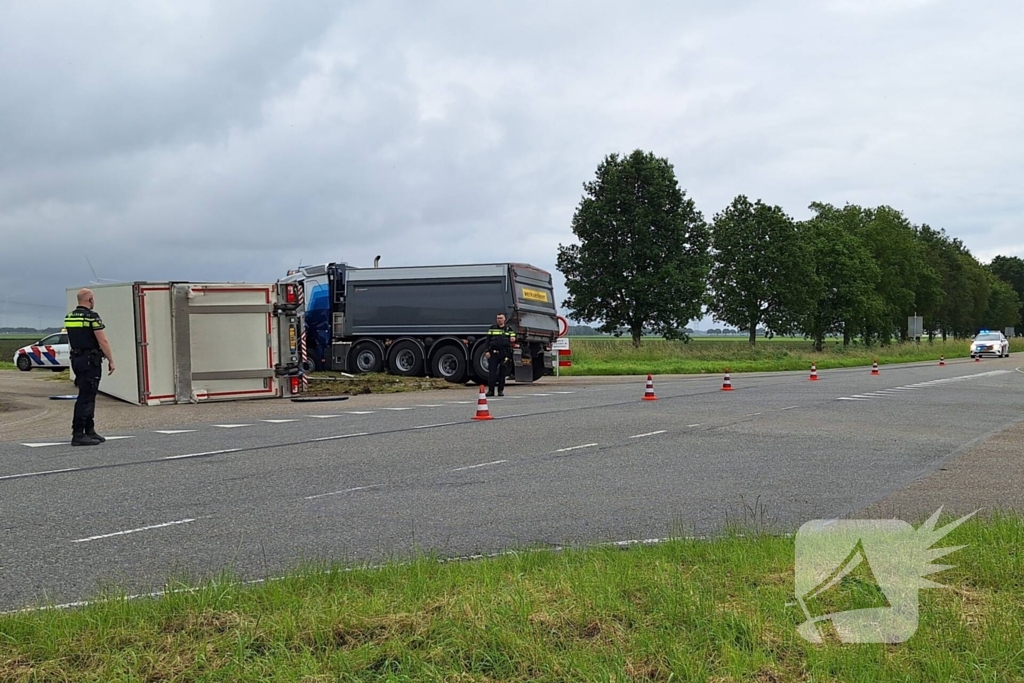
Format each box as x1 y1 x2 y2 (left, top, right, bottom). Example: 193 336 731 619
722 369 733 391
643 374 658 401
473 386 493 421
809 363 819 381
940 356 945 366
871 359 880 375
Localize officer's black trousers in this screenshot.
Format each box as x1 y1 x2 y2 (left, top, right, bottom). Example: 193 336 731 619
488 351 509 394
72 354 102 431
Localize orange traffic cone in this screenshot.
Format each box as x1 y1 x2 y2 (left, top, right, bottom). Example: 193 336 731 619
809 363 819 381
722 369 733 391
974 355 981 362
472 385 493 421
871 359 880 375
642 374 657 401
939 356 945 366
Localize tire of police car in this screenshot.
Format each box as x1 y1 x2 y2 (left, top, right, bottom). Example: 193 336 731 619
388 340 424 377
431 345 466 383
16 355 31 372
350 342 384 374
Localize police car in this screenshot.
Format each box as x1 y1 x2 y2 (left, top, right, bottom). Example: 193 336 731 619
13 331 71 371
969 330 1010 359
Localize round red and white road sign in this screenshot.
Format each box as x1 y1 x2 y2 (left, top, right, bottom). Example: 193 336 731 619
557 315 569 337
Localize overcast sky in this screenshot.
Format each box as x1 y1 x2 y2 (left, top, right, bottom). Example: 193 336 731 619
1 0 1021 329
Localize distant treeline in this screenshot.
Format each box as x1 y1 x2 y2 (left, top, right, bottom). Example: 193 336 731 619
557 150 1024 348
0 327 61 336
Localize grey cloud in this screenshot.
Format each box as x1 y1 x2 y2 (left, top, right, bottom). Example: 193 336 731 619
1 1 1022 328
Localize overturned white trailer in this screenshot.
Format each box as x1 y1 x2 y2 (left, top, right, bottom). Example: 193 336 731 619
66 282 304 405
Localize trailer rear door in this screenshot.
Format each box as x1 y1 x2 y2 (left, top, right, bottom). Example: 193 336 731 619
510 265 559 335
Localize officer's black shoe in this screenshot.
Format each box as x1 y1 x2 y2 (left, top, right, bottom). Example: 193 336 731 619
498 391 504 397
71 430 101 446
84 420 106 443
486 391 495 397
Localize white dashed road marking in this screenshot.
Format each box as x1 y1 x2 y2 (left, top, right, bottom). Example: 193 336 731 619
71 519 196 543
305 485 381 500
261 419 297 424
19 442 66 448
154 430 196 434
629 430 667 439
554 443 598 453
213 424 252 429
0 467 81 481
163 449 241 461
309 432 368 442
452 460 507 472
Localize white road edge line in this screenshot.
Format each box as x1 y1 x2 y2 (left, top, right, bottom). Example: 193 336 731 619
837 397 869 401
164 448 241 460
629 430 667 439
71 518 196 543
781 406 798 411
452 459 508 472
305 485 381 500
310 432 369 442
554 443 598 453
687 423 702 428
19 442 66 448
0 467 82 481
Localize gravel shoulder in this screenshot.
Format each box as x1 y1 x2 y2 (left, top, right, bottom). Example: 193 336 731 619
859 418 1024 520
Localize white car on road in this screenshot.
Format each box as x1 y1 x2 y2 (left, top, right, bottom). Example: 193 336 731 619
13 332 70 371
969 331 1010 359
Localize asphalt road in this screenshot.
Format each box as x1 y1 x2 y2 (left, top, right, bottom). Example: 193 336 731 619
1 358 1021 611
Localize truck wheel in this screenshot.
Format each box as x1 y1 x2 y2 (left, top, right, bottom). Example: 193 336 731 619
350 342 384 374
471 344 490 381
16 355 31 371
532 355 546 381
431 345 466 383
389 340 424 376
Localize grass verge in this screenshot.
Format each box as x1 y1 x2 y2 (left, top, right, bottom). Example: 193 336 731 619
560 337 1024 376
305 372 454 395
0 361 14 370
1 512 1021 681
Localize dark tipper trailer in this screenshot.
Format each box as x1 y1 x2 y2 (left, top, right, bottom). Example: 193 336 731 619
298 262 560 384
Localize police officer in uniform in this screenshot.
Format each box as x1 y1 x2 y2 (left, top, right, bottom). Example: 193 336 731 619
485 312 516 397
64 288 116 446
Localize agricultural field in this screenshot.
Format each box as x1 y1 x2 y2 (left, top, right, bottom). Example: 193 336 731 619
0 335 41 370
560 336 1024 376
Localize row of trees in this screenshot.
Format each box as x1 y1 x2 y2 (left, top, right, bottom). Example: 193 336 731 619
557 150 1023 347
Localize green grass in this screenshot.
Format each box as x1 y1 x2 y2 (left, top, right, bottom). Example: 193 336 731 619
306 372 455 395
1 512 1021 681
0 361 14 370
560 337 1024 376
